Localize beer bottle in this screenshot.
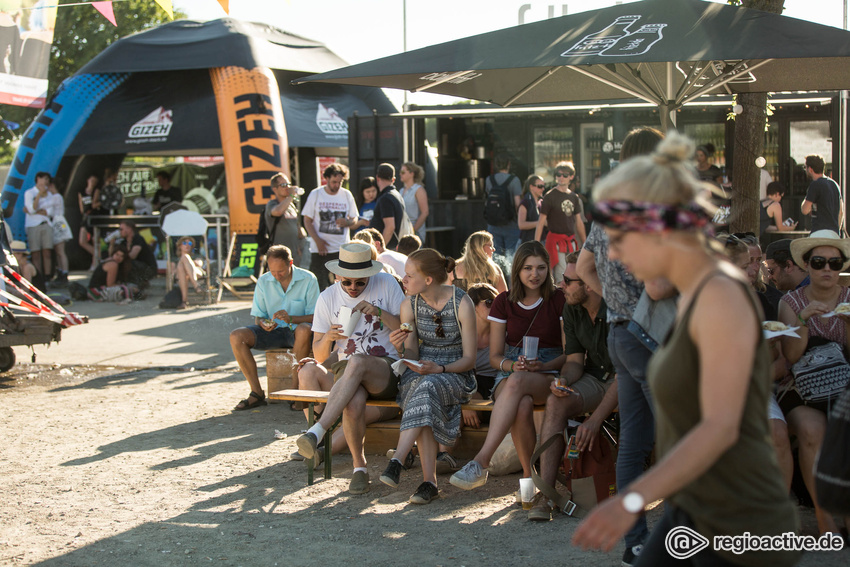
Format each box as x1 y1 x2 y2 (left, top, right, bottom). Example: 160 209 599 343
600 23 667 57
561 15 641 57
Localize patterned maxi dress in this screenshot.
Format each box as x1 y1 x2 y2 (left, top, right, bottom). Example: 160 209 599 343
396 286 477 446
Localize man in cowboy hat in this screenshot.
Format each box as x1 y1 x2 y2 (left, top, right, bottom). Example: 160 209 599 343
296 241 405 494
230 245 319 411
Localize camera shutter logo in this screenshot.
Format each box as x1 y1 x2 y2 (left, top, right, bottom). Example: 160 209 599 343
665 526 710 560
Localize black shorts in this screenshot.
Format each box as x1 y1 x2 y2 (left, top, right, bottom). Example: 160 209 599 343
248 324 295 351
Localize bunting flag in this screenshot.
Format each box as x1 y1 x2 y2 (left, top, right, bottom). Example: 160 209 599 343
93 1 117 26
217 0 229 14
155 0 174 19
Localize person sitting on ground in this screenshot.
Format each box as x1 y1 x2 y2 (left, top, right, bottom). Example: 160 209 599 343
380 248 477 504
174 236 205 310
110 220 157 290
777 230 850 536
9 240 45 291
450 241 566 491
435 282 500 475
230 245 318 411
530 251 619 521
760 181 797 240
765 239 809 292
396 234 422 256
87 245 137 303
452 230 507 294
535 161 585 284
295 241 404 495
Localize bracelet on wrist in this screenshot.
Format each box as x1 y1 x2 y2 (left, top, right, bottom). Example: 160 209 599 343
499 357 508 372
797 313 807 325
510 361 516 372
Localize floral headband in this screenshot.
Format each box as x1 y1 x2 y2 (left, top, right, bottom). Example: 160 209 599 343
589 200 714 233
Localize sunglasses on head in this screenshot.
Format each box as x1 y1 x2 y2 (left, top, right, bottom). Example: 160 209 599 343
808 256 844 271
341 279 367 288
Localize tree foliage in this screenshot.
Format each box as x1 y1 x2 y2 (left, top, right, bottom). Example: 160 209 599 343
0 0 185 162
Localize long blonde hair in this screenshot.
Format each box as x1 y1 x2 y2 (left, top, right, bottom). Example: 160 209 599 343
458 231 499 287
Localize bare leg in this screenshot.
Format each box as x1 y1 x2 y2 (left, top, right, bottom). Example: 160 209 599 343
392 426 422 466
41 249 51 279
471 371 552 468
176 259 190 303
770 418 793 491
298 362 333 420
79 228 94 256
316 354 393 431
31 250 43 280
54 242 68 273
510 395 538 478
417 428 439 486
342 386 370 469
293 323 312 361
229 327 262 396
538 392 583 485
788 406 837 534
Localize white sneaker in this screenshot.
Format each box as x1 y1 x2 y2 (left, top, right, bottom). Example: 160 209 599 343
449 460 488 490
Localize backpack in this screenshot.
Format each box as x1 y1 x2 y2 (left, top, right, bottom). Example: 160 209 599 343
484 174 516 226
255 211 282 256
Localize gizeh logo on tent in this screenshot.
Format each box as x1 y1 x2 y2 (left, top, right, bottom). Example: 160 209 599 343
128 106 173 139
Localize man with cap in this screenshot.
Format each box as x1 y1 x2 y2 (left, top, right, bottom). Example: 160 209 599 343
765 239 810 292
296 241 405 494
230 244 319 411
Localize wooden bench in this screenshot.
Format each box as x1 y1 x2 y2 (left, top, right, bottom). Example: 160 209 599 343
269 388 545 485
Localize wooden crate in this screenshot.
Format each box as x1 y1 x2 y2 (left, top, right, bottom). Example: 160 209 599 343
364 419 489 460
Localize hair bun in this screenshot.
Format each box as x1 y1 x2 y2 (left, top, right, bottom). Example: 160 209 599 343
445 256 456 274
652 131 695 167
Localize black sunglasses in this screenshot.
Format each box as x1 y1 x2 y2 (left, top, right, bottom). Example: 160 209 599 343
533 183 545 189
808 256 844 272
432 314 445 338
563 275 583 285
341 280 367 288
554 172 570 178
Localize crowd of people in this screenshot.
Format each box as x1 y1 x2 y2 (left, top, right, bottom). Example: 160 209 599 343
221 137 850 567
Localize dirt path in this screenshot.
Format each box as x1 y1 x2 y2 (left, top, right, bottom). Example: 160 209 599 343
0 363 845 566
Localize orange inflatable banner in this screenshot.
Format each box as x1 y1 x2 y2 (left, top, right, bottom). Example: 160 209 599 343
210 66 290 234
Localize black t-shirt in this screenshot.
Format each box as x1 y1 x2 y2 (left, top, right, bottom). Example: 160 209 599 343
118 233 157 270
805 176 842 233
152 186 182 209
370 186 405 248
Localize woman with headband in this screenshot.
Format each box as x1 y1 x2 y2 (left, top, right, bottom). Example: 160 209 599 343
573 132 799 567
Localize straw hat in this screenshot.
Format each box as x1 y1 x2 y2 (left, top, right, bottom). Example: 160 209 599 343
790 230 850 270
10 240 28 253
325 241 383 277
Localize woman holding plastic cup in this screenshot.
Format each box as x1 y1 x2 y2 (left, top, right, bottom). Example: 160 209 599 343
380 248 477 504
572 132 800 566
450 241 565 491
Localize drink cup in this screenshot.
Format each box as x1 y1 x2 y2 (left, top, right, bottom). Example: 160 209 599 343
520 477 535 510
338 306 361 337
522 336 539 361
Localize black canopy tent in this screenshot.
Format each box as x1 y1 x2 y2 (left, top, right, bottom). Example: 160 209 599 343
296 0 850 130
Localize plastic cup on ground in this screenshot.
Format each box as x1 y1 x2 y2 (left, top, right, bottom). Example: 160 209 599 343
519 477 535 510
522 336 539 361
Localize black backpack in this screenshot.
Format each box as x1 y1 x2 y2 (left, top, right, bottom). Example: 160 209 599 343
255 211 282 256
483 174 516 226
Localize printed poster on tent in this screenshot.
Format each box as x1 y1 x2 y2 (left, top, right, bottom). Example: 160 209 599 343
0 1 56 108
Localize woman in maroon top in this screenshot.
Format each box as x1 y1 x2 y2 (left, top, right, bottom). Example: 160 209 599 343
450 241 566 490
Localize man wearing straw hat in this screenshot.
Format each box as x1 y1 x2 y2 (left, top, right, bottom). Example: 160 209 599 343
296 241 404 494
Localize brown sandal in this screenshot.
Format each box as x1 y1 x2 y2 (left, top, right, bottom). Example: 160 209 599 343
233 391 267 411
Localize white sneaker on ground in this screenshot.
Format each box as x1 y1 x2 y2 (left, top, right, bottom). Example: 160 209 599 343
449 460 488 490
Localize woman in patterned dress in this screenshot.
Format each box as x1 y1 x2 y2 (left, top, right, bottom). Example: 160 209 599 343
380 248 477 504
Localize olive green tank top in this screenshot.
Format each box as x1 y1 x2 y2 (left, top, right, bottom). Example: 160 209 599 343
647 271 800 567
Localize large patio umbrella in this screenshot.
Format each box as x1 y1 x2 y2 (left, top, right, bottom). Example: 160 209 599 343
296 0 850 129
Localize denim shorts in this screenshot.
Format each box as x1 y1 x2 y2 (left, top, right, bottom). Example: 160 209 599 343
248 324 295 351
490 344 563 398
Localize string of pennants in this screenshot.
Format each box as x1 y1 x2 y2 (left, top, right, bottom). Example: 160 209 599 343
29 1 230 27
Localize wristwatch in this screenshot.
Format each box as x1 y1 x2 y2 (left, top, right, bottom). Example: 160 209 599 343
621 491 645 514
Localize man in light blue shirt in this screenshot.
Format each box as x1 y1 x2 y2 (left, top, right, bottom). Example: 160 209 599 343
231 245 319 411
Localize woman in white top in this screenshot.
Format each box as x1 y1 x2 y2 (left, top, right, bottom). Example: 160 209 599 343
46 177 71 284
400 162 429 242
